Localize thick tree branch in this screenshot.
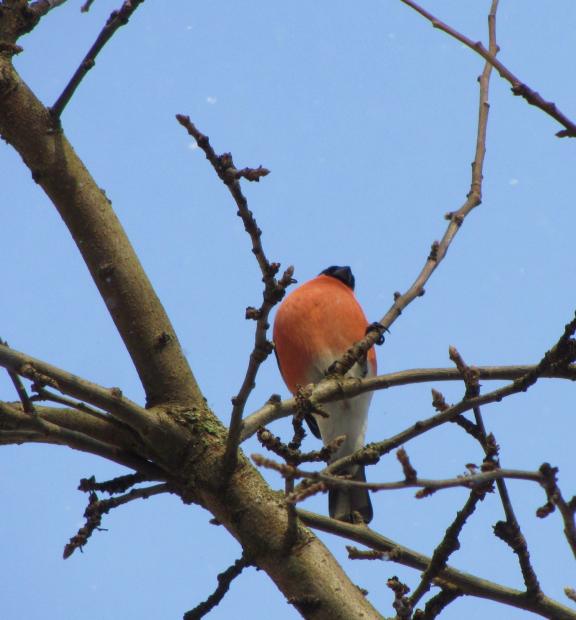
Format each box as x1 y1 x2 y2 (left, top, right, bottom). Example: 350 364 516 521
0 16 391 616
0 52 202 409
21 404 144 454
0 401 163 477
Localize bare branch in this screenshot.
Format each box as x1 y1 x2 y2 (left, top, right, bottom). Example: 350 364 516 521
298 509 576 620
399 0 576 138
63 483 170 558
0 342 151 432
450 344 541 596
0 400 164 478
242 363 576 442
538 463 576 559
183 554 252 620
416 586 463 620
175 115 294 474
79 472 150 494
28 0 68 18
50 0 146 119
253 452 543 497
81 0 96 12
408 491 485 610
0 338 35 413
0 51 202 410
32 386 114 421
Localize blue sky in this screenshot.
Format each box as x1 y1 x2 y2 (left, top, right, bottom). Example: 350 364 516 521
1 1 576 619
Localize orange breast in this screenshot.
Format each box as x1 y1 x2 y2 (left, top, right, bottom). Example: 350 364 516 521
273 275 377 393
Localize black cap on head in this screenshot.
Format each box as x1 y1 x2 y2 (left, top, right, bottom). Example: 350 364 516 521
320 265 355 290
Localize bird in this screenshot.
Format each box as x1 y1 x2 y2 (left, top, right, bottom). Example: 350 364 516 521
273 265 376 523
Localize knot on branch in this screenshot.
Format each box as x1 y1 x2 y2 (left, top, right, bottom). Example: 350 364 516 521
154 331 173 350
235 166 270 182
0 41 23 55
365 321 388 345
245 306 261 320
445 211 464 226
493 519 530 562
428 240 440 262
288 595 321 614
20 363 59 390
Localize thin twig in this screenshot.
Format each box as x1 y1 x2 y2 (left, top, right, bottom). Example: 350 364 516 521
399 0 576 137
538 463 576 559
79 472 150 494
311 0 576 385
324 312 576 477
451 346 541 596
63 483 170 558
252 453 542 496
241 363 576 440
223 265 294 475
175 115 293 475
28 0 68 18
31 386 105 418
256 427 341 465
408 491 486 610
0 342 152 433
297 509 576 620
416 586 463 620
183 554 252 620
0 338 35 413
50 0 146 118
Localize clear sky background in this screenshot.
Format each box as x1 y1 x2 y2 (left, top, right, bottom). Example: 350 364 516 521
1 1 575 619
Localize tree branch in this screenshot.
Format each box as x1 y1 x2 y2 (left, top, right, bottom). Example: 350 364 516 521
0 400 164 477
408 490 485 611
50 0 146 119
63 482 170 558
298 510 576 620
450 346 541 596
175 115 294 474
399 0 576 137
28 0 68 19
0 343 151 432
184 553 252 620
0 49 202 409
241 363 576 441
253 453 544 501
324 313 576 480
538 463 576 559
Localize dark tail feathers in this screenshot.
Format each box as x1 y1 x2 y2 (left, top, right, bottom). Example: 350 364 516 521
328 465 373 524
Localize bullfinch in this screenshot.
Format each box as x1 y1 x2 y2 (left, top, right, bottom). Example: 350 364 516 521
273 266 376 523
